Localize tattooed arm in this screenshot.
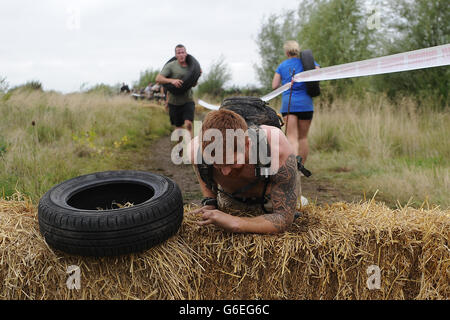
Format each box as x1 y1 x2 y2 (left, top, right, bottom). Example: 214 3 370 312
261 153 297 232
238 126 297 233
228 153 297 234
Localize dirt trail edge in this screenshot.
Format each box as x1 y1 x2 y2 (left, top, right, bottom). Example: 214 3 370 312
142 135 364 207
144 135 203 206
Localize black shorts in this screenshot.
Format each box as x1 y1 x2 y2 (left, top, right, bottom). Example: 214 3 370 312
168 101 195 127
281 111 314 120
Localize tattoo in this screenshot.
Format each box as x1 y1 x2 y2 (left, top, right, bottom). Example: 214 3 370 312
263 154 297 232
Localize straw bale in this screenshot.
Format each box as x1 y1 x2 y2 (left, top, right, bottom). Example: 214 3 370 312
0 194 448 300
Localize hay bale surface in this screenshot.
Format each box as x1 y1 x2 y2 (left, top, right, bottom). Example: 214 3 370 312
1 194 449 300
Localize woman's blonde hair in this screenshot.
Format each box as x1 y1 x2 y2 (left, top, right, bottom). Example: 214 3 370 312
283 40 301 56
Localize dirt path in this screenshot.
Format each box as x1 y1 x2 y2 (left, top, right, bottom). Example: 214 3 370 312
141 135 364 207
142 135 203 206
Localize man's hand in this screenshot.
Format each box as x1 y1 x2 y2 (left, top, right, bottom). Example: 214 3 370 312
186 205 216 215
187 206 241 233
171 79 183 88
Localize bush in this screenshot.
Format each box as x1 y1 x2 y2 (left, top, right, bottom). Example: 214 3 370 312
133 69 159 90
84 83 119 96
0 76 8 93
0 135 7 157
196 56 232 98
8 80 43 93
254 0 449 108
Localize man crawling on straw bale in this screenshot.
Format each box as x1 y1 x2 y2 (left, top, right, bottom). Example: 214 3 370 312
187 109 299 234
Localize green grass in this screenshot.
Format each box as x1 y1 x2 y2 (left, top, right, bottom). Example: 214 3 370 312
302 93 450 208
199 92 449 208
0 91 171 202
1 89 448 209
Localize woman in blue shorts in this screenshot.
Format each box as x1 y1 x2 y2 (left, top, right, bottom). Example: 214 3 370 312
272 40 319 164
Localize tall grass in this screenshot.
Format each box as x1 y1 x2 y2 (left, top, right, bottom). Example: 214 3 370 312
304 93 449 208
0 91 171 202
1 89 448 208
198 91 448 208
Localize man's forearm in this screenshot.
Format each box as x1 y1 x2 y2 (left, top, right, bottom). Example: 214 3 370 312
156 74 172 85
235 215 286 234
195 209 280 234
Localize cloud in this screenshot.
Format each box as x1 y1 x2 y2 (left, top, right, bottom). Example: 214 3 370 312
0 0 300 92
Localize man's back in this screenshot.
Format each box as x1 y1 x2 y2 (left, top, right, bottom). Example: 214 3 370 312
188 109 298 234
190 125 292 197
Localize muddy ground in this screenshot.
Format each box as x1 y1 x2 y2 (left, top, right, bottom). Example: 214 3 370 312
140 135 365 207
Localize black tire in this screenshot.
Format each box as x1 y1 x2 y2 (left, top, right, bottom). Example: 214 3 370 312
300 50 321 97
163 54 201 95
38 171 183 257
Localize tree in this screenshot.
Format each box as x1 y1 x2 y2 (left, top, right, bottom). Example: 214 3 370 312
0 76 8 93
134 68 159 90
254 0 375 94
375 0 449 107
254 10 298 89
8 80 43 93
81 83 120 96
298 0 373 67
196 56 232 97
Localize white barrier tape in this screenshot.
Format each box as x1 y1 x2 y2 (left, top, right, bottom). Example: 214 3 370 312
260 82 291 102
198 99 220 110
198 44 450 109
261 44 450 101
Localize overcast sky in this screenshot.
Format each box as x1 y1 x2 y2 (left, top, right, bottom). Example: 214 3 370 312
0 0 301 93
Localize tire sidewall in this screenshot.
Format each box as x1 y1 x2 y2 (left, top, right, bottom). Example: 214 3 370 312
163 54 201 95
300 50 321 97
38 170 178 231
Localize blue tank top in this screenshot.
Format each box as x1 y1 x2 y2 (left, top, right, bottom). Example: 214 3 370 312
275 57 319 113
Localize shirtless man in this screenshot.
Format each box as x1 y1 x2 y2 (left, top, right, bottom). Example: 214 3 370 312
188 108 298 234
